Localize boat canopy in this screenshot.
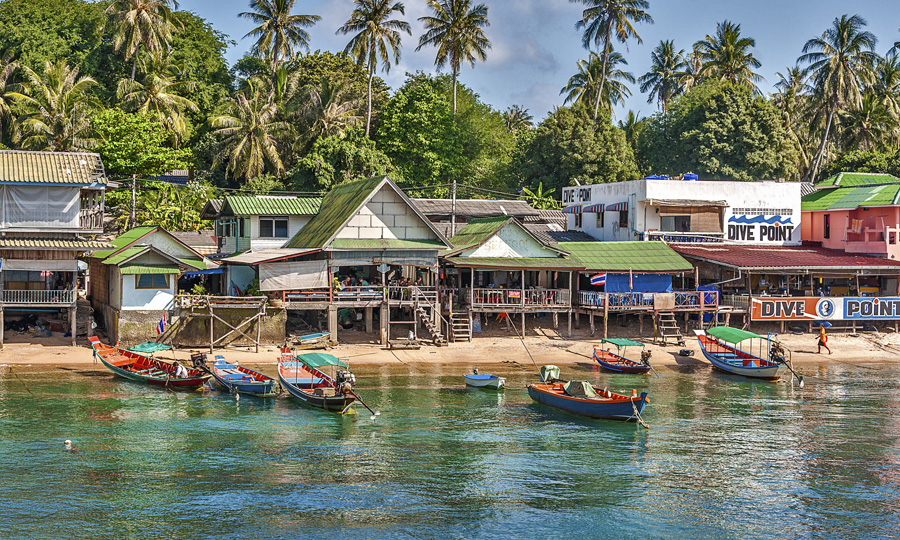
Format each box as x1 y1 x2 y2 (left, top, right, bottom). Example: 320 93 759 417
601 338 644 348
563 380 598 398
127 341 173 354
298 352 348 369
706 326 764 343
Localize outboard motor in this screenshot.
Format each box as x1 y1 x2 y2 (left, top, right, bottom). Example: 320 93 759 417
190 353 208 371
335 369 357 394
769 342 785 364
640 350 652 365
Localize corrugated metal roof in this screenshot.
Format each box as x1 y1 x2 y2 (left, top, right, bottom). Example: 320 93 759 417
200 199 223 220
816 172 900 187
102 246 147 265
672 244 900 270
523 224 597 245
801 184 900 211
222 195 321 216
119 264 181 274
221 248 317 265
170 230 217 247
285 176 387 249
800 182 818 197
412 198 540 218
522 209 566 227
0 150 105 185
0 237 112 249
444 256 583 270
559 241 693 273
448 216 509 249
328 238 447 250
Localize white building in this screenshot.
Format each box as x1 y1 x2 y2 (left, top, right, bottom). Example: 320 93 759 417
561 178 802 246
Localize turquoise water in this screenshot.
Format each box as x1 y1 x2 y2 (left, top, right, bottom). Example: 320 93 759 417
0 361 898 539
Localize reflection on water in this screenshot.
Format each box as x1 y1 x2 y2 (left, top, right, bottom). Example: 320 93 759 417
0 363 898 539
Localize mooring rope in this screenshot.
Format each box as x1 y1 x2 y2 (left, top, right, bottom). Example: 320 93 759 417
631 398 650 429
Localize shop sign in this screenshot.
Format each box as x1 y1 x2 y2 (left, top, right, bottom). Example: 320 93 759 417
726 215 795 242
751 296 900 321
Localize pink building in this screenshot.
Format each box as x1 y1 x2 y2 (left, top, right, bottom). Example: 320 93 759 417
802 173 900 260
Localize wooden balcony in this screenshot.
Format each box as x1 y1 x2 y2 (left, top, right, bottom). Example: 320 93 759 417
576 290 719 311
469 287 571 311
1 289 76 306
642 231 724 243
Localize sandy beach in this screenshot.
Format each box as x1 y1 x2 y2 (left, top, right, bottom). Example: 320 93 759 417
2 320 899 370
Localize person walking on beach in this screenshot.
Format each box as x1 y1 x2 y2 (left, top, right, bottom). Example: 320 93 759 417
817 327 832 354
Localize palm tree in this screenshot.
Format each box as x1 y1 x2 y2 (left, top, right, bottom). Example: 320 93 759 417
503 105 532 132
799 14 879 182
773 67 813 178
416 0 491 115
873 54 900 131
638 40 686 111
561 50 634 115
693 20 763 92
104 0 181 80
117 52 198 143
302 79 363 140
14 61 99 151
210 79 290 180
679 46 704 90
617 109 641 147
0 49 19 144
337 0 411 136
239 0 321 66
570 0 653 123
840 93 893 151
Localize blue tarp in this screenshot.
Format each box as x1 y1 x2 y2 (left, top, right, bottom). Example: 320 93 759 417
604 273 672 293
183 268 224 276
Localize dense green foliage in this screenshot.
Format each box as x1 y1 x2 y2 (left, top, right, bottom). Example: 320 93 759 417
290 127 396 191
636 81 796 180
93 109 192 176
820 149 900 179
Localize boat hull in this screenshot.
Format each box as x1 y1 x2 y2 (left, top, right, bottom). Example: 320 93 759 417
277 362 355 412
211 362 278 397
464 374 506 389
527 383 648 421
593 349 652 374
696 335 786 380
91 338 209 389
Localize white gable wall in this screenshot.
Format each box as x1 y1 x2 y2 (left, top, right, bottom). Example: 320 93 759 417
462 223 559 258
141 231 199 259
336 185 439 241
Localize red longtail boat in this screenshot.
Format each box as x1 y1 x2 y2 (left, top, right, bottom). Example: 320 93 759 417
88 336 210 389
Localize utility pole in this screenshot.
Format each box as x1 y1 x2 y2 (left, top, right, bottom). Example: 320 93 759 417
131 173 137 227
450 178 457 237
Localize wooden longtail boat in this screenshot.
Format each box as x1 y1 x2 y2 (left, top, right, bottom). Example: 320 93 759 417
88 336 210 389
277 349 357 413
695 327 788 380
593 338 652 374
210 356 278 397
527 365 649 421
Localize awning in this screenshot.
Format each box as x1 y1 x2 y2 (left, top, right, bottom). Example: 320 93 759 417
298 352 348 369
606 202 628 212
706 326 763 343
0 259 79 271
562 205 582 214
582 203 604 212
259 260 328 291
646 198 728 207
119 265 181 275
183 268 224 276
222 248 317 265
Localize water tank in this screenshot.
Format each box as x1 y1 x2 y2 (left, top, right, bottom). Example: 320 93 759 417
683 173 698 181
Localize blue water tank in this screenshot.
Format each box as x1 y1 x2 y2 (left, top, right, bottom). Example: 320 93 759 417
683 173 698 181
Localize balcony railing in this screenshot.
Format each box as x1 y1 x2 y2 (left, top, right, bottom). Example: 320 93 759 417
387 285 436 304
1 289 76 305
721 294 750 309
642 231 724 243
334 286 384 303
577 290 719 310
469 288 570 308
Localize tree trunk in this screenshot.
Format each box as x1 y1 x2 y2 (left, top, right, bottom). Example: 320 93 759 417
366 65 374 137
131 43 140 81
805 103 836 183
592 31 612 125
452 67 458 115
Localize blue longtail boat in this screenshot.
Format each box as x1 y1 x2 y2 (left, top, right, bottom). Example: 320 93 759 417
210 356 279 397
695 327 789 380
593 338 653 374
527 365 649 421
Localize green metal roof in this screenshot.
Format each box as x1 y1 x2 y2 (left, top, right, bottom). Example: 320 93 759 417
602 338 644 348
0 150 106 185
444 256 584 270
328 238 447 250
816 172 900 187
801 184 900 211
706 326 763 343
102 246 147 265
285 176 387 249
222 195 321 216
0 237 111 249
298 352 348 369
176 257 213 270
558 241 693 273
119 264 181 274
448 217 510 249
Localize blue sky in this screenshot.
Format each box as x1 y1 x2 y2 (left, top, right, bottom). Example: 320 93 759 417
188 0 900 122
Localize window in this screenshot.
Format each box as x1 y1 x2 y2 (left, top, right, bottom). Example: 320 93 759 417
239 218 245 238
136 274 169 289
218 220 234 237
618 210 628 228
824 214 830 239
260 216 289 238
596 211 604 228
661 215 691 232
574 213 583 228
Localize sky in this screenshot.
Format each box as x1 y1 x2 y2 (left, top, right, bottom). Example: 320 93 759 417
188 0 900 122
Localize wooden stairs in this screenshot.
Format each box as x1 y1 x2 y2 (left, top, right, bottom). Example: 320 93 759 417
655 311 685 346
450 311 471 342
414 304 448 346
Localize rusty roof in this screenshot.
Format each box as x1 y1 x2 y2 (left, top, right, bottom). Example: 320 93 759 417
672 244 900 271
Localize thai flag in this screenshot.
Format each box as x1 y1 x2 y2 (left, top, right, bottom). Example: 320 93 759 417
156 317 167 335
590 273 607 286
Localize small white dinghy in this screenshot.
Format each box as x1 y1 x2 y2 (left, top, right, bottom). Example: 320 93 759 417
464 368 506 390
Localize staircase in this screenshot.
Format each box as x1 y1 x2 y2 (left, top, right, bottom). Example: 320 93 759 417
414 303 448 346
450 311 471 342
656 311 685 346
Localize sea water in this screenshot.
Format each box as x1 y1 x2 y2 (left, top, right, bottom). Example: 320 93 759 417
0 361 897 539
